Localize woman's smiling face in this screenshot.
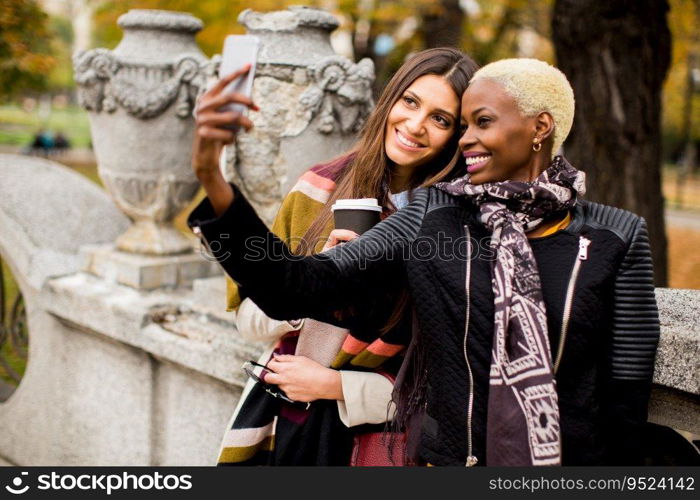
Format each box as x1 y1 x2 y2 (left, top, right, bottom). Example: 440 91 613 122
384 74 459 173
458 78 540 184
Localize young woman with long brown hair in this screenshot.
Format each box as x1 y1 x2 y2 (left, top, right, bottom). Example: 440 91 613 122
194 47 478 465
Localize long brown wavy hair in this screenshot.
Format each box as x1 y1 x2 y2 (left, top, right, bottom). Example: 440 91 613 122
294 48 477 336
296 47 478 256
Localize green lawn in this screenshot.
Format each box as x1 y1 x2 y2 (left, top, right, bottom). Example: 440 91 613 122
0 258 26 390
0 103 92 149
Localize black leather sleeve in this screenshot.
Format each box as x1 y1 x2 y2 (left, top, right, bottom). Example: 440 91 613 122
610 217 661 380
187 184 425 331
605 216 661 464
324 188 428 277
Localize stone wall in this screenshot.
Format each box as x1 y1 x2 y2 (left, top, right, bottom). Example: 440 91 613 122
648 289 700 435
0 155 254 465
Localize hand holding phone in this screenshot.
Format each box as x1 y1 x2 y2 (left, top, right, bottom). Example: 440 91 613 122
219 35 260 119
191 35 260 184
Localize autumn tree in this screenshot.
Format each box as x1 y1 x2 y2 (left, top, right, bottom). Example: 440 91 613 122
552 0 672 285
663 0 700 179
92 0 440 92
93 0 251 55
460 0 553 64
418 0 463 49
0 0 56 100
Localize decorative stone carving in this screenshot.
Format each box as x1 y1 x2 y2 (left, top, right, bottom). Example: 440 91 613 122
74 50 202 119
72 49 118 113
224 6 375 225
73 10 208 255
300 56 375 134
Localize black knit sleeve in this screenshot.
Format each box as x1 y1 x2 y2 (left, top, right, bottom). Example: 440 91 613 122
187 184 426 330
603 216 661 464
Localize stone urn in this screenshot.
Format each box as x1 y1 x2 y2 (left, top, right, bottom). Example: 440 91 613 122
225 6 376 225
73 10 208 255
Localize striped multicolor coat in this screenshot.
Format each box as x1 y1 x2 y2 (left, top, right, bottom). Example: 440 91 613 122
216 157 407 465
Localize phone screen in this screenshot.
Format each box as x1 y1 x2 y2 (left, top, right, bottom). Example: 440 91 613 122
220 35 260 118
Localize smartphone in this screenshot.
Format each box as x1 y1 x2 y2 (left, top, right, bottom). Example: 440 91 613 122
219 35 260 125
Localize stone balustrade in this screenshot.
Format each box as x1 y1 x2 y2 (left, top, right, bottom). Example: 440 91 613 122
648 289 700 435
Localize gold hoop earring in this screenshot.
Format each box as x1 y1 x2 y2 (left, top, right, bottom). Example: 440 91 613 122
532 139 542 152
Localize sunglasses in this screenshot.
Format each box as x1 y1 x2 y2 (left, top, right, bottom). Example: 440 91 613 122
242 360 311 410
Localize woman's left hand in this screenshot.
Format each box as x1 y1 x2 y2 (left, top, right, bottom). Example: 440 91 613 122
322 229 359 252
264 354 343 403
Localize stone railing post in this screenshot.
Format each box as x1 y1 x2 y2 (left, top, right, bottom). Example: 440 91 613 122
649 289 700 437
73 9 221 291
73 9 208 256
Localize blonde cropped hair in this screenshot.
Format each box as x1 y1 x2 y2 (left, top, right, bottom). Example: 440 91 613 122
471 58 575 158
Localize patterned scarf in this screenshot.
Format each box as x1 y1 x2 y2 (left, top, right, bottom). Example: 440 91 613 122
435 156 586 466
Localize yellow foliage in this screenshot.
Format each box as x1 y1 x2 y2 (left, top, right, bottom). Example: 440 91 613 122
0 0 56 98
93 0 380 56
662 0 700 142
462 0 554 65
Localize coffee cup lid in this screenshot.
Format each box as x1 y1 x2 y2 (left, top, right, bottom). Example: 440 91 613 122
331 198 382 212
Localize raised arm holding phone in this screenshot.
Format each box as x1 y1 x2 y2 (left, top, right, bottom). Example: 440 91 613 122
192 65 254 215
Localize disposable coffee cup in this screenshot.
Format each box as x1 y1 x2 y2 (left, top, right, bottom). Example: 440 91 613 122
331 198 382 234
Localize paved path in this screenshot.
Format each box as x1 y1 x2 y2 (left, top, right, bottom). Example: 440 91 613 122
0 145 95 164
666 208 700 231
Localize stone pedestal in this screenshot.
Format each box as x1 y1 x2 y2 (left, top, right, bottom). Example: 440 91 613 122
36 270 262 465
82 243 221 291
192 276 231 321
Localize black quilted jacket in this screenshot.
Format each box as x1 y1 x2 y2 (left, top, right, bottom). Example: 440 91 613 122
189 185 661 466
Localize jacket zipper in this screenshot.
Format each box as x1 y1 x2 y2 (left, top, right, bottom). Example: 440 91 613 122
192 225 219 265
463 225 478 467
553 235 591 373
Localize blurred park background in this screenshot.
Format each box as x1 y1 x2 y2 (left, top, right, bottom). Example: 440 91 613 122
1 0 700 387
